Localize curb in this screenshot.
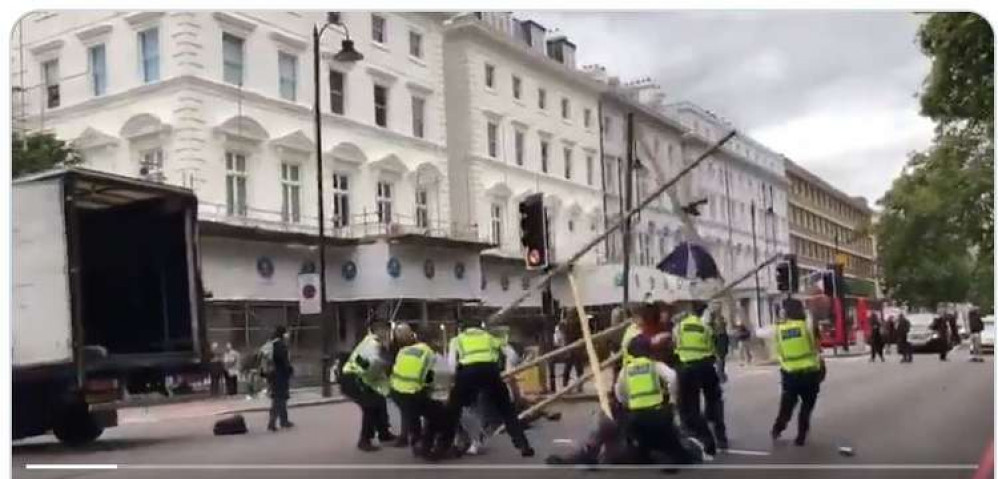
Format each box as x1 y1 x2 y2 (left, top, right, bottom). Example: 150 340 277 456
215 396 349 416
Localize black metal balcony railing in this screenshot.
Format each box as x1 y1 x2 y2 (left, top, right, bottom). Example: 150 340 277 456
199 202 479 243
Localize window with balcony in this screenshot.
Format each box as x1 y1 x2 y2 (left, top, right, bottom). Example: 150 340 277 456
329 70 345 114
281 163 301 223
416 187 429 229
139 27 160 83
377 180 393 224
225 151 248 217
278 51 298 101
332 172 350 227
222 32 244 85
491 203 504 246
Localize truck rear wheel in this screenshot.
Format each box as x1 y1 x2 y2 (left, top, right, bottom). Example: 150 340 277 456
53 401 104 446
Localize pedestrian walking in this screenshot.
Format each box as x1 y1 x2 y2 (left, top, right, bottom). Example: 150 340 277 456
897 314 913 363
770 299 824 446
931 315 951 361
674 302 728 455
885 316 897 355
223 343 241 395
209 342 224 396
869 313 885 362
341 320 396 451
711 312 730 382
389 323 446 458
969 309 985 362
263 326 294 431
436 318 534 459
615 335 698 465
734 321 753 365
559 317 585 389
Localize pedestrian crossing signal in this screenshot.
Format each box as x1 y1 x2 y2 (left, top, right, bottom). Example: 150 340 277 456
519 193 548 270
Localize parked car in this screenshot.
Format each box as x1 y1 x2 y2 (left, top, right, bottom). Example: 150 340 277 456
981 315 995 354
906 313 952 354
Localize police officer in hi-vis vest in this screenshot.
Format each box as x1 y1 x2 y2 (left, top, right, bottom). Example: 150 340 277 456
614 335 698 465
436 318 534 459
674 301 728 455
341 320 396 451
389 323 446 458
771 298 825 446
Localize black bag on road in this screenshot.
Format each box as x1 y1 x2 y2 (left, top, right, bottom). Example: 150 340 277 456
213 414 248 435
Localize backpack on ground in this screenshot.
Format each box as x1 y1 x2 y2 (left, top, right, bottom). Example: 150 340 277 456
213 414 248 435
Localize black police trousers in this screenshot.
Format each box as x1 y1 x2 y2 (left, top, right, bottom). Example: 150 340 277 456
390 389 445 452
439 363 530 451
627 406 698 464
340 374 392 444
677 357 727 452
772 369 821 440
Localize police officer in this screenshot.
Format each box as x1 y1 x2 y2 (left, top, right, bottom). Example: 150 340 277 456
770 299 824 446
674 301 728 455
390 323 446 458
341 320 396 451
436 319 534 458
615 335 698 464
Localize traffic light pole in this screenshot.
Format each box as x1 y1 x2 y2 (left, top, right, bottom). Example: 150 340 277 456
487 130 737 326
622 112 635 309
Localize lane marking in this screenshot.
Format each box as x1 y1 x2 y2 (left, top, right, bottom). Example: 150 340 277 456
724 448 772 456
26 464 118 470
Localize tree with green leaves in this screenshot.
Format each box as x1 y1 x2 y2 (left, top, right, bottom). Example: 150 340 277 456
12 131 82 179
877 12 993 312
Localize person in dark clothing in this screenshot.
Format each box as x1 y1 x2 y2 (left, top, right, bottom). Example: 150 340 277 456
969 309 985 362
266 326 294 431
897 314 913 363
931 315 951 361
869 314 885 362
711 313 730 382
947 313 961 349
884 317 897 355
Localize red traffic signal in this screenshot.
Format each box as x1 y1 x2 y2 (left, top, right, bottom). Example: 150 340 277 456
519 193 548 270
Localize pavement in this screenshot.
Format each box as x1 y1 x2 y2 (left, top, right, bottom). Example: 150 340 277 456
12 349 994 479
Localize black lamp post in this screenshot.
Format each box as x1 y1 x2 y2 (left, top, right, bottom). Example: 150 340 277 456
314 13 362 398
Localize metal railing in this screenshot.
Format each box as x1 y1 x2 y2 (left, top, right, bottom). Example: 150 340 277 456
198 202 480 243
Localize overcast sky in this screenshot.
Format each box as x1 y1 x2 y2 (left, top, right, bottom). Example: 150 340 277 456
524 11 936 205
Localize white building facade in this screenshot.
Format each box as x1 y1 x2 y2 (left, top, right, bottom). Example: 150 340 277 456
12 11 486 375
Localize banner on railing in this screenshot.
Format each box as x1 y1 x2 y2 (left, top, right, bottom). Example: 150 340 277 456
298 273 321 315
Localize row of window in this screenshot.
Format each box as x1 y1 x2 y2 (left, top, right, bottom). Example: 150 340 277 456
41 27 158 108
482 62 594 128
790 205 872 253
791 236 874 278
220 150 433 229
791 177 866 225
485 120 596 185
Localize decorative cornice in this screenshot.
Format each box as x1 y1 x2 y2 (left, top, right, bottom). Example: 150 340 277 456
29 39 64 57
75 24 113 44
366 65 399 85
213 12 257 37
269 31 307 52
124 11 165 28
405 80 434 96
269 129 314 154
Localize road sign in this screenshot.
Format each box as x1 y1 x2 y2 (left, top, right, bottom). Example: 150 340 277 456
298 273 321 315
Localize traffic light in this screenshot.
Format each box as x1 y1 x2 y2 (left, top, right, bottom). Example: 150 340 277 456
776 254 799 293
776 262 790 292
823 263 847 298
519 193 548 270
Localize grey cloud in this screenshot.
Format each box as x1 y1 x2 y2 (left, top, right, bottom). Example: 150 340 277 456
522 10 934 201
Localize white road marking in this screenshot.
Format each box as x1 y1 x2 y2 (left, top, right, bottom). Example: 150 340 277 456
725 448 772 456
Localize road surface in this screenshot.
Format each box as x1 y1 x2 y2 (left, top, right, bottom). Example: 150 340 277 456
13 349 993 479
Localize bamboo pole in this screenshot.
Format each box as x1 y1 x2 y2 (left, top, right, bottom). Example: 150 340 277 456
567 271 613 420
501 320 630 380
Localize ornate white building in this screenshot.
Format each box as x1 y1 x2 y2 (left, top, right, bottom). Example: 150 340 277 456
12 11 796 373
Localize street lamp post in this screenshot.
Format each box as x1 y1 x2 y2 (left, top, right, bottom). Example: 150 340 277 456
313 14 363 398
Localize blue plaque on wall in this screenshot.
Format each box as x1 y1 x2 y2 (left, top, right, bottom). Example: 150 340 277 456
342 261 357 281
424 259 435 279
455 261 466 280
387 257 401 278
500 274 510 291
257 257 274 279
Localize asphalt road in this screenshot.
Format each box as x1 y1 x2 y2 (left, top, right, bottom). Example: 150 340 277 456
12 349 993 479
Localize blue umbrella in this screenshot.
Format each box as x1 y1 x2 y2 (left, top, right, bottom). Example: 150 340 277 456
657 241 720 280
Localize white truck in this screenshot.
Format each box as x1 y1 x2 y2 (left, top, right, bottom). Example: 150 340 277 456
13 168 208 445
